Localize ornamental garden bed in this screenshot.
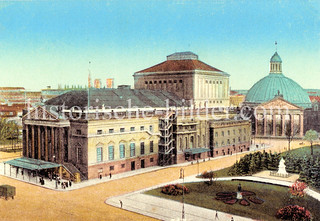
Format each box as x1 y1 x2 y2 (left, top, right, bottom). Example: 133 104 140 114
144 180 320 221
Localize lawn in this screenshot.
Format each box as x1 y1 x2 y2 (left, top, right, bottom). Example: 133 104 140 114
281 144 320 157
144 180 320 221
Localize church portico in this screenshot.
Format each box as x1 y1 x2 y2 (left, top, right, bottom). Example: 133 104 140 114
253 98 304 138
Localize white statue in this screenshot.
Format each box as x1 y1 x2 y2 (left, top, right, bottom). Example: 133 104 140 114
277 158 288 176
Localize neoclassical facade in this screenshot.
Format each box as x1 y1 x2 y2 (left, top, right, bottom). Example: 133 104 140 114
254 97 304 137
134 52 230 108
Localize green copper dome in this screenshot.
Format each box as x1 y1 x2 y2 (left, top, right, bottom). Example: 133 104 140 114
270 52 282 62
245 73 311 108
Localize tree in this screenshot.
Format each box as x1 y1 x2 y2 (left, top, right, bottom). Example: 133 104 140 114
304 129 319 155
284 120 299 151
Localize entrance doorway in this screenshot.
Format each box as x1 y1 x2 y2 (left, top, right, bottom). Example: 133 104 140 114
141 159 145 168
131 161 135 170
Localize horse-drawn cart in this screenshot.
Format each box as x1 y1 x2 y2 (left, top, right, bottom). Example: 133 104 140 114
0 185 16 200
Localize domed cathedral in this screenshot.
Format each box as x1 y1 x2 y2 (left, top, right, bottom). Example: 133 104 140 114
243 51 312 138
133 52 230 108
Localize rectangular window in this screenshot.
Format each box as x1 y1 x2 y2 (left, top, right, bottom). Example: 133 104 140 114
140 142 145 155
228 130 230 135
179 80 183 83
97 147 103 162
222 131 224 136
77 147 82 163
140 126 144 131
97 130 103 135
149 125 153 132
120 128 125 132
150 158 154 163
150 141 154 153
110 166 114 171
108 145 114 160
174 80 177 83
121 164 125 168
130 143 135 157
145 81 148 84
130 127 135 131
227 139 230 145
215 132 218 137
76 129 81 135
109 129 114 133
119 144 125 159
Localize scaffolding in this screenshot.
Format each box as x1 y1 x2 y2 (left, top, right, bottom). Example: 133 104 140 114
158 112 177 166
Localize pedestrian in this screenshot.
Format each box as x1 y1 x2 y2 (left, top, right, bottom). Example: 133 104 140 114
119 200 123 208
109 172 112 179
231 217 234 221
215 210 219 220
69 180 72 187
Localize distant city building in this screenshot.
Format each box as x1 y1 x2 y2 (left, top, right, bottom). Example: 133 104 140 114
106 78 114 88
134 52 230 108
94 79 101 88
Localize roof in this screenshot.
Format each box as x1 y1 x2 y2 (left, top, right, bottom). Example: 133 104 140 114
46 88 185 109
5 157 61 170
184 148 211 154
310 96 320 103
245 73 311 108
270 52 282 62
136 59 223 73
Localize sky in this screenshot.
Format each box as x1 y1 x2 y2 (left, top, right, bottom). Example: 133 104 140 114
0 0 319 91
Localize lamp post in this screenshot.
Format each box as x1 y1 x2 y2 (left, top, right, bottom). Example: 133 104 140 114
180 168 185 220
197 159 199 176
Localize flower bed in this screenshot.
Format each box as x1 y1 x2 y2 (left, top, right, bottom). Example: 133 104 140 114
161 184 190 196
276 205 311 220
223 199 238 205
248 196 264 204
216 192 236 197
289 181 307 197
239 199 250 206
241 191 255 196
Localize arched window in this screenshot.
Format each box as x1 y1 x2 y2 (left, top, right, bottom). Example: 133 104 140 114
190 136 194 148
185 137 188 149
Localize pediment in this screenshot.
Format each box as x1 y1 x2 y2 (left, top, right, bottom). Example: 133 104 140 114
258 97 302 110
22 106 59 121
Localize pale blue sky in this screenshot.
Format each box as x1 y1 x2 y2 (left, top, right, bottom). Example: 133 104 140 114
0 0 319 90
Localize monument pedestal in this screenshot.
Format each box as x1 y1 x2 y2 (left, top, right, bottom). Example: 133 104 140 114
236 191 242 199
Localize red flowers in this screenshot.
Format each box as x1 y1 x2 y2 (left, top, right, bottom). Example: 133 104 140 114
289 181 307 197
276 205 311 220
161 184 190 196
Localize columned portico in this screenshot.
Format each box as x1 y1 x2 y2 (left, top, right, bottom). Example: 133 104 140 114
253 97 305 138
23 119 70 164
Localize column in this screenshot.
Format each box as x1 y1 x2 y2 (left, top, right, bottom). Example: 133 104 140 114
263 115 267 136
31 125 35 158
45 126 48 161
290 115 294 136
25 125 29 157
300 114 304 137
273 114 276 136
51 127 55 162
59 128 64 163
38 126 41 159
281 114 285 136
255 117 258 136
